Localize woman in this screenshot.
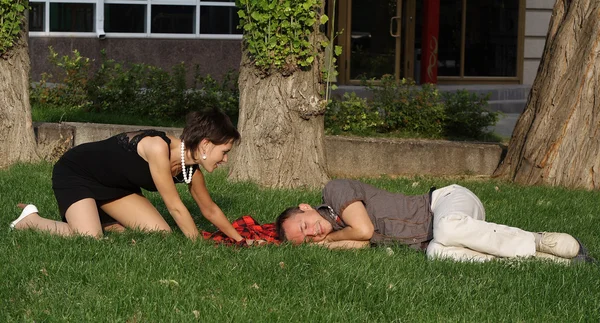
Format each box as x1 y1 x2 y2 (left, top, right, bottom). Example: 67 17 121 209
10 109 243 242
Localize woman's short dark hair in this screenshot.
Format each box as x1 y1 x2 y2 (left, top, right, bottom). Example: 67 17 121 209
181 108 240 159
275 206 303 241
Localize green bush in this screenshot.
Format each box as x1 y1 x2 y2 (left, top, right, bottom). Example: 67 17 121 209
31 48 240 124
325 92 381 136
442 89 499 139
87 56 188 119
368 76 445 137
189 71 240 125
325 76 499 141
30 47 92 109
31 48 498 141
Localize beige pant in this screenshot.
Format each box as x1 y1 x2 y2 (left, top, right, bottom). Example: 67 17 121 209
426 184 536 262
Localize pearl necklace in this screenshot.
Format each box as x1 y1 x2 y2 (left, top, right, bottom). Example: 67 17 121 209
180 141 194 184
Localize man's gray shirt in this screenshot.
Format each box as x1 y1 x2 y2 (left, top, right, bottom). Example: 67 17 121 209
322 179 434 249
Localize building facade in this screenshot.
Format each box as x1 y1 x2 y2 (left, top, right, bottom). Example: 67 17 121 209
28 0 243 81
331 0 554 85
28 0 554 86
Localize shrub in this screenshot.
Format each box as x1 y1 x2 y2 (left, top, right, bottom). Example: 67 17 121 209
86 56 153 116
367 76 445 137
30 47 92 109
31 48 240 124
442 89 499 139
325 92 381 136
325 77 498 141
189 71 240 125
31 48 497 141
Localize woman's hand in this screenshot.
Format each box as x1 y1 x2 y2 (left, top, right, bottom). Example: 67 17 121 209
189 170 244 242
246 239 267 246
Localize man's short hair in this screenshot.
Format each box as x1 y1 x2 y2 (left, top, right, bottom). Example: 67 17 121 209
275 206 303 241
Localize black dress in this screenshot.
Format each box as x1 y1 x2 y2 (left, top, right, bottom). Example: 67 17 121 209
51 130 197 223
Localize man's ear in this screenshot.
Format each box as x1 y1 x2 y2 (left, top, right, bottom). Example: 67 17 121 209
298 203 312 211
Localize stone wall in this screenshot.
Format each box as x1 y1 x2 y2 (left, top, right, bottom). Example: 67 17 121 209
35 122 505 177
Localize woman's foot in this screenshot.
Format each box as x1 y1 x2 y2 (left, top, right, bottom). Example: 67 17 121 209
10 204 39 230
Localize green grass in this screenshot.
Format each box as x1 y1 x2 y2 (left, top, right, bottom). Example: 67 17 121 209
1 163 600 321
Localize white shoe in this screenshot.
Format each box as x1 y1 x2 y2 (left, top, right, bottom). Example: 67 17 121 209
536 232 580 259
9 204 38 230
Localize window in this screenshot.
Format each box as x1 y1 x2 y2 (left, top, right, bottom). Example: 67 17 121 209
105 4 145 33
49 2 95 32
437 1 461 76
464 0 518 77
29 2 45 32
151 5 195 34
200 6 241 35
29 0 242 38
437 0 519 78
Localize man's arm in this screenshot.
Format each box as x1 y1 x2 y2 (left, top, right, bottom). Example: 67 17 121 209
318 240 370 249
323 201 374 242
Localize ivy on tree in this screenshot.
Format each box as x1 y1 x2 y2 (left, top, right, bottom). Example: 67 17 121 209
0 0 28 56
236 0 329 75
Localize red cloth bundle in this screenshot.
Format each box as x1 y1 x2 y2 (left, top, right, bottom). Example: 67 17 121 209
202 215 280 247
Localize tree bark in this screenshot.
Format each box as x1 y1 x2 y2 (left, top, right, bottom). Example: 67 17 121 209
229 49 329 188
0 18 39 168
493 0 600 190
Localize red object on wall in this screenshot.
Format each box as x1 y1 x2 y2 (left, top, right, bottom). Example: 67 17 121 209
420 0 440 84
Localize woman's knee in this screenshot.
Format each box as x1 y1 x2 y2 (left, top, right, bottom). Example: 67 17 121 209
67 218 104 238
65 199 104 238
100 194 171 233
72 226 104 238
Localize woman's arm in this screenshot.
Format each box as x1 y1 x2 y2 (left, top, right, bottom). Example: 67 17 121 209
141 137 199 240
322 201 374 243
189 170 243 242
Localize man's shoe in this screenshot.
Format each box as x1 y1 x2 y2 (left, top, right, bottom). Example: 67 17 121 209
534 252 571 265
536 232 580 259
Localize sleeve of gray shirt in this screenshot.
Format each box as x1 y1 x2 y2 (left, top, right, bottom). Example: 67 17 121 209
322 179 367 216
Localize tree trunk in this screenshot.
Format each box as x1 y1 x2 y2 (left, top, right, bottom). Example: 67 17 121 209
493 0 600 190
229 49 329 189
0 18 39 168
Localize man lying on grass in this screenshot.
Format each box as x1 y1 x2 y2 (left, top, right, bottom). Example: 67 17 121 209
275 179 588 263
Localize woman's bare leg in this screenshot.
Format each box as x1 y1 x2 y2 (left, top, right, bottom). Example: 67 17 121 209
100 194 171 233
64 198 103 238
14 199 104 238
13 203 72 236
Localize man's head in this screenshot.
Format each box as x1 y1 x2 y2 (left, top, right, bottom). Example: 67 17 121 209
275 204 334 244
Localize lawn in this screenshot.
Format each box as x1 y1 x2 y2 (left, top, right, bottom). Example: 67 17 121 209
1 162 599 322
